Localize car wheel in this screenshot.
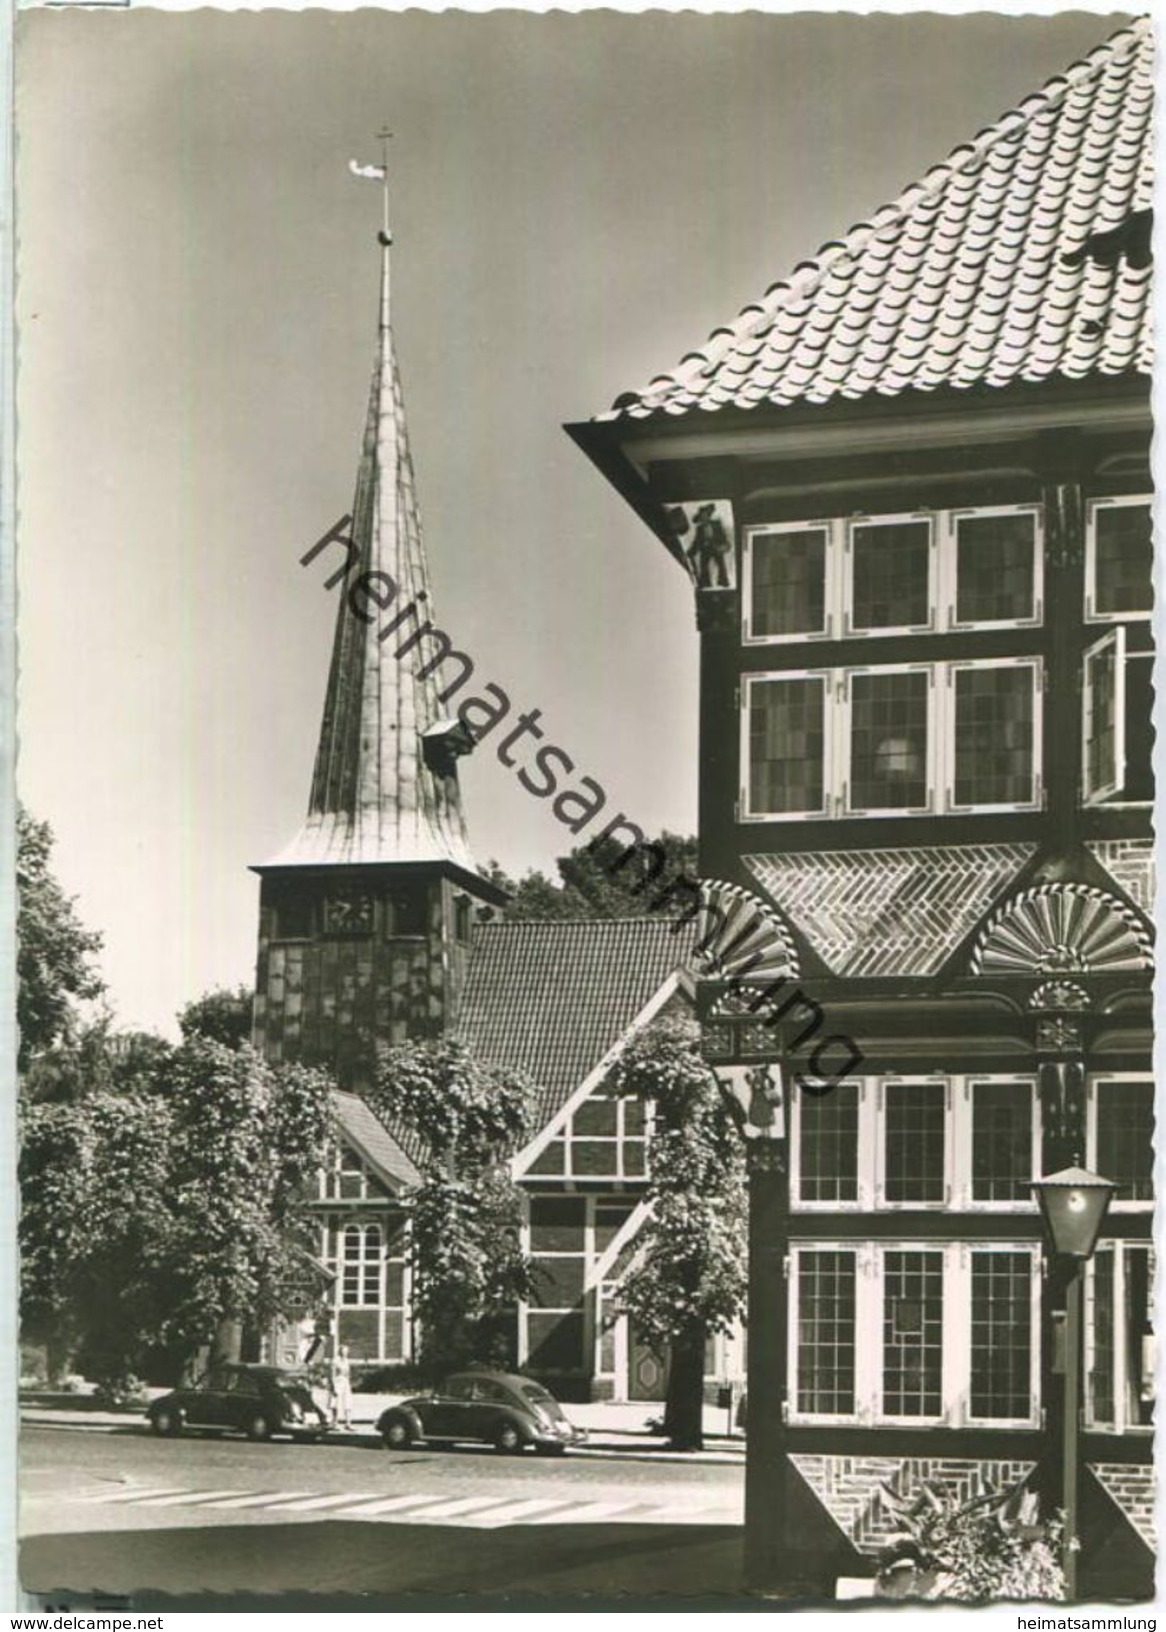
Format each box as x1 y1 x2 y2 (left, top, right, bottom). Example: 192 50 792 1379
493 1421 523 1454
151 1408 181 1438
245 1411 273 1442
381 1417 414 1451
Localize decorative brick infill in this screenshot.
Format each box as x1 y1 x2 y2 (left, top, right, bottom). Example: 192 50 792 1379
791 1454 1038 1554
301 517 865 1096
1089 1463 1157 1553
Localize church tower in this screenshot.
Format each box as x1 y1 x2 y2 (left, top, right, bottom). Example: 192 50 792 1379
252 167 505 1089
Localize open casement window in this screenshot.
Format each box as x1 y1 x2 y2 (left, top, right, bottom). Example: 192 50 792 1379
1086 1242 1155 1433
789 1242 1040 1428
1082 628 1126 803
1086 497 1153 622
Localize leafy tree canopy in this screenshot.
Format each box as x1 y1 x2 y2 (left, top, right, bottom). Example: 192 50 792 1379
178 985 254 1051
488 830 697 921
17 808 104 1070
371 1039 537 1370
20 1037 333 1388
609 1014 747 1449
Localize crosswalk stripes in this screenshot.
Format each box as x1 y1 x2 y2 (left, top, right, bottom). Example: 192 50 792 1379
73 1483 742 1529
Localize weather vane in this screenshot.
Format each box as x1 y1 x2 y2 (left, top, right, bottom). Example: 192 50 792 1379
349 128 394 245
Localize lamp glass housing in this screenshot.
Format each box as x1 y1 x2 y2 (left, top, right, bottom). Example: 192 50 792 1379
1032 1166 1116 1260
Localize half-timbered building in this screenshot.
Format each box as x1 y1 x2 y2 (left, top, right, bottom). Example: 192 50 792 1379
568 18 1154 1598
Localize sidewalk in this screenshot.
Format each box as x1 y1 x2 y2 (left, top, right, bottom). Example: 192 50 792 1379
20 1396 745 1465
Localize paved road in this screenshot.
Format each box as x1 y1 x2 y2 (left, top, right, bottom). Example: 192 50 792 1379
21 1424 749 1604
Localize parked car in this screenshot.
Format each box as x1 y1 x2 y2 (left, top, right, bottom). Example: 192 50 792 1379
376 1371 586 1455
146 1362 329 1443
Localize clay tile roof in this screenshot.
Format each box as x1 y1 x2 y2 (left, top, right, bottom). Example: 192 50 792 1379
333 1088 421 1192
457 918 697 1125
601 19 1152 422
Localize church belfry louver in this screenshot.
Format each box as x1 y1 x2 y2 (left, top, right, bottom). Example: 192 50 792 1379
251 166 505 1088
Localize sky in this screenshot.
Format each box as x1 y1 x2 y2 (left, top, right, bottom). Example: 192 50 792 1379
15 6 1136 1038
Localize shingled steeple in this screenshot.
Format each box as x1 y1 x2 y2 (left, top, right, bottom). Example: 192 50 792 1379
251 168 503 1085
277 186 477 874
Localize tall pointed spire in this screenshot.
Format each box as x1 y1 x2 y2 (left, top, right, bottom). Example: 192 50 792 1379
274 165 478 874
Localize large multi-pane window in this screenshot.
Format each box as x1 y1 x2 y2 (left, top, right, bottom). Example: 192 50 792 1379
747 675 828 816
743 660 1041 819
796 1250 856 1415
790 1242 1039 1426
525 1094 648 1180
882 1081 946 1203
849 517 933 632
969 1080 1033 1203
882 1250 944 1417
1086 1243 1155 1433
743 505 1041 643
748 526 829 639
340 1223 382 1306
1088 1074 1154 1207
951 663 1036 808
953 509 1040 626
1086 497 1153 621
970 1251 1035 1420
792 1074 1037 1211
849 670 930 811
796 1084 860 1203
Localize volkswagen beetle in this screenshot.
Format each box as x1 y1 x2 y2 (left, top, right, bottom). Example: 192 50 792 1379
377 1370 586 1454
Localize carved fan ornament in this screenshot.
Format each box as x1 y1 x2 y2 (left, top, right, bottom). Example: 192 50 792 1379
695 880 800 986
970 884 1152 977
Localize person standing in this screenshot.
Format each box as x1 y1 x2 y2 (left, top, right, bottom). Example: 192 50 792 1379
330 1343 354 1430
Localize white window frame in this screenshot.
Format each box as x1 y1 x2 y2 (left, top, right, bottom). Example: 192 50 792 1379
743 522 838 645
741 504 1046 646
1085 495 1153 623
1082 627 1126 804
945 657 1043 815
842 663 938 817
875 1076 951 1209
1087 1072 1154 1212
741 660 1044 822
955 1075 1041 1213
844 511 937 637
741 670 835 822
1084 1241 1155 1434
791 1075 1040 1213
339 1221 384 1308
788 1240 1041 1429
962 1243 1044 1431
946 504 1044 631
789 1079 875 1211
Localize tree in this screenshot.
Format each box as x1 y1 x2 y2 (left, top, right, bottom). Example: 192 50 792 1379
20 1015 172 1107
370 1040 537 1369
178 985 254 1051
16 808 104 1070
489 830 697 922
19 1036 333 1387
608 1015 747 1450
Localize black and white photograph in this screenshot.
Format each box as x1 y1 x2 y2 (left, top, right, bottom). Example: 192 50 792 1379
12 4 1157 1612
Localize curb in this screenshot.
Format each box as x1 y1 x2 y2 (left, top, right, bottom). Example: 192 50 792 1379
21 1410 745 1465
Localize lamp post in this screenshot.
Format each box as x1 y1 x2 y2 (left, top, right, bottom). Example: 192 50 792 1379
1031 1166 1116 1602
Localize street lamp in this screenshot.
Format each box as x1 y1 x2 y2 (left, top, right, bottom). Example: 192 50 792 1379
1031 1166 1117 1601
